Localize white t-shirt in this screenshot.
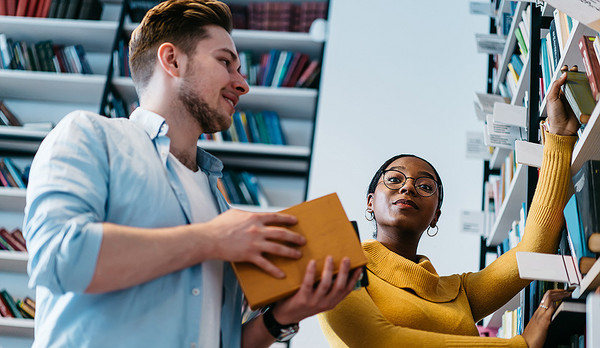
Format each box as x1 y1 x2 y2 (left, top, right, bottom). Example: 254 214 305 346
169 153 223 348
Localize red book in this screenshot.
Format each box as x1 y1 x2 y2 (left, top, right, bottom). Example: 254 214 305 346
295 60 319 88
15 0 29 16
283 53 308 87
579 36 600 101
0 228 26 252
37 0 52 17
0 294 14 317
26 0 40 17
6 0 16 15
0 1 7 16
11 228 27 251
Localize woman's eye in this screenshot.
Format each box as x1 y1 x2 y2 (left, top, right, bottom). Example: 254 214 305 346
220 59 230 66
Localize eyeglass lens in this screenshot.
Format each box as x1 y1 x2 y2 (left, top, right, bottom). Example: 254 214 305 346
383 170 437 197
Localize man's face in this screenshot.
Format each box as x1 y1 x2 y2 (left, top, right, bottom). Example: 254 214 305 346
177 25 249 134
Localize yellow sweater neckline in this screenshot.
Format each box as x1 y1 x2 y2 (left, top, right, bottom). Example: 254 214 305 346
363 239 461 303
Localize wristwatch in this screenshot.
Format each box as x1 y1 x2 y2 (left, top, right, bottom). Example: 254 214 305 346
262 306 299 342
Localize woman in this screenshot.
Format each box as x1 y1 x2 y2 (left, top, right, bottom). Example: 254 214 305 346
318 68 580 347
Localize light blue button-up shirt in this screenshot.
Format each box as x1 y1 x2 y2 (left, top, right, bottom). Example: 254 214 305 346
23 108 243 347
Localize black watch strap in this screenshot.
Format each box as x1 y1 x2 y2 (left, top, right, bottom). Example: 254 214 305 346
262 306 299 342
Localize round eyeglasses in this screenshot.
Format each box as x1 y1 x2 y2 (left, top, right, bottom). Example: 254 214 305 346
381 170 439 197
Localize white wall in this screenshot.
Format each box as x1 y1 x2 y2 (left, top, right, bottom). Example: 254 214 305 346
294 0 490 346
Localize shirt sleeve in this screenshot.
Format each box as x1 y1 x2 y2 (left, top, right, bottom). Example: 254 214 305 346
24 111 109 294
463 132 578 322
318 287 528 348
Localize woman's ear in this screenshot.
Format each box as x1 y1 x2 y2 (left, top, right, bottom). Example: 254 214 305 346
430 209 441 227
366 193 374 212
157 42 184 78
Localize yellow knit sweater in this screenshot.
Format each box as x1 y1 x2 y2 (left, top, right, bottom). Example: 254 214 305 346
319 133 577 347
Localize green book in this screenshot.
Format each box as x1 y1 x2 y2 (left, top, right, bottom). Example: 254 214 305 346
562 71 596 123
515 27 528 56
0 289 23 318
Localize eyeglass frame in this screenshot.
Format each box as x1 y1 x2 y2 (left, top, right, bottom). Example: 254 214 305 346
379 169 440 197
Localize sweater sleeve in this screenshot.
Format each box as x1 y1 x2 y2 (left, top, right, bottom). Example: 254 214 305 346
318 287 528 348
463 132 578 322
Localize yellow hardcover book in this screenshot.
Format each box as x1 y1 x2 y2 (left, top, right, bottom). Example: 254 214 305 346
231 193 368 310
507 63 520 84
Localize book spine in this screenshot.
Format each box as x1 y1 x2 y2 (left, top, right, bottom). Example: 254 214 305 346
0 290 23 318
579 36 600 101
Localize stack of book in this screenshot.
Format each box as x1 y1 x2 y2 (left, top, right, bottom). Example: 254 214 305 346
0 35 93 74
0 227 27 252
0 101 22 127
0 158 28 189
0 0 103 20
200 110 286 146
218 170 268 207
0 289 35 319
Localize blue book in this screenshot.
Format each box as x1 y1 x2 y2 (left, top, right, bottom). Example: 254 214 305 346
264 111 286 145
261 49 281 86
510 54 524 75
232 112 249 143
3 158 25 189
564 194 596 274
244 112 262 143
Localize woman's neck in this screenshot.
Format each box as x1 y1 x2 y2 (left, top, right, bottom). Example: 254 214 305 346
376 228 421 263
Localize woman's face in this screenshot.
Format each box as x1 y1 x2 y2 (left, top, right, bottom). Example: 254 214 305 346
367 156 441 236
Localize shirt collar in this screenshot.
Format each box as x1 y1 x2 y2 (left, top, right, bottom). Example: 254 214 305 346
129 107 223 176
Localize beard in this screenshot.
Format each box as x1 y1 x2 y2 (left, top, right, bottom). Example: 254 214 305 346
178 75 232 134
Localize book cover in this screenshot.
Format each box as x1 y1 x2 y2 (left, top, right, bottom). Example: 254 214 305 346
11 228 27 251
572 160 600 253
579 36 600 101
564 194 596 275
26 0 40 17
17 300 34 318
253 112 271 145
0 159 19 187
232 112 249 143
0 228 26 252
0 289 23 318
0 232 14 251
4 157 26 188
295 60 319 88
231 193 368 310
562 70 596 124
514 27 528 56
15 0 30 16
0 1 6 15
64 0 82 19
549 19 561 72
283 53 308 88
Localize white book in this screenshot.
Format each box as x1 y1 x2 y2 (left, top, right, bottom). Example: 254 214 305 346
516 251 581 286
484 114 521 149
474 92 508 121
493 102 528 128
515 140 543 168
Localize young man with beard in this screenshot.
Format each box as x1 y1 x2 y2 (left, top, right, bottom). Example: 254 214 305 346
23 1 362 347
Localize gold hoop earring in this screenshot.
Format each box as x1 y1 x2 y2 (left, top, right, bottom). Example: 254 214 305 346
427 225 438 237
365 209 374 221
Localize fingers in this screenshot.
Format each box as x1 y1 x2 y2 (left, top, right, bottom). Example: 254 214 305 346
262 226 306 246
536 289 573 317
252 254 286 279
256 212 298 226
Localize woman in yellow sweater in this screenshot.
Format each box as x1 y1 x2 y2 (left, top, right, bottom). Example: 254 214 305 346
319 69 581 348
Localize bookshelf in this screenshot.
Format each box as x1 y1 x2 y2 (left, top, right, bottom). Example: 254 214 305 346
477 0 600 342
0 1 123 345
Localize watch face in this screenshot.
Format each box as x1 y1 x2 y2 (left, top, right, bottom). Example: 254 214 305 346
277 324 299 342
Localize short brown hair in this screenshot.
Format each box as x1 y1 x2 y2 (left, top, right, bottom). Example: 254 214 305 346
129 0 232 93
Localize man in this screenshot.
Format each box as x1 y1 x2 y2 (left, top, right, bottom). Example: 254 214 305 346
23 1 362 347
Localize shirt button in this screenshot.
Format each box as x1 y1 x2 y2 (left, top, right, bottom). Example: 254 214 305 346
192 288 200 296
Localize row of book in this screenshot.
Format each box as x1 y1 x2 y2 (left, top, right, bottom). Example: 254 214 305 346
0 157 28 188
0 35 93 74
239 50 320 88
200 111 286 146
0 0 103 20
0 288 35 319
218 170 268 207
482 151 518 238
228 2 327 33
0 227 26 252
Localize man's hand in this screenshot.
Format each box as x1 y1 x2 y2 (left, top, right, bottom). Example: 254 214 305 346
546 65 582 136
521 289 573 348
270 256 364 325
203 209 304 278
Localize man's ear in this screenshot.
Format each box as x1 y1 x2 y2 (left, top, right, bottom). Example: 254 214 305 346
157 42 184 78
